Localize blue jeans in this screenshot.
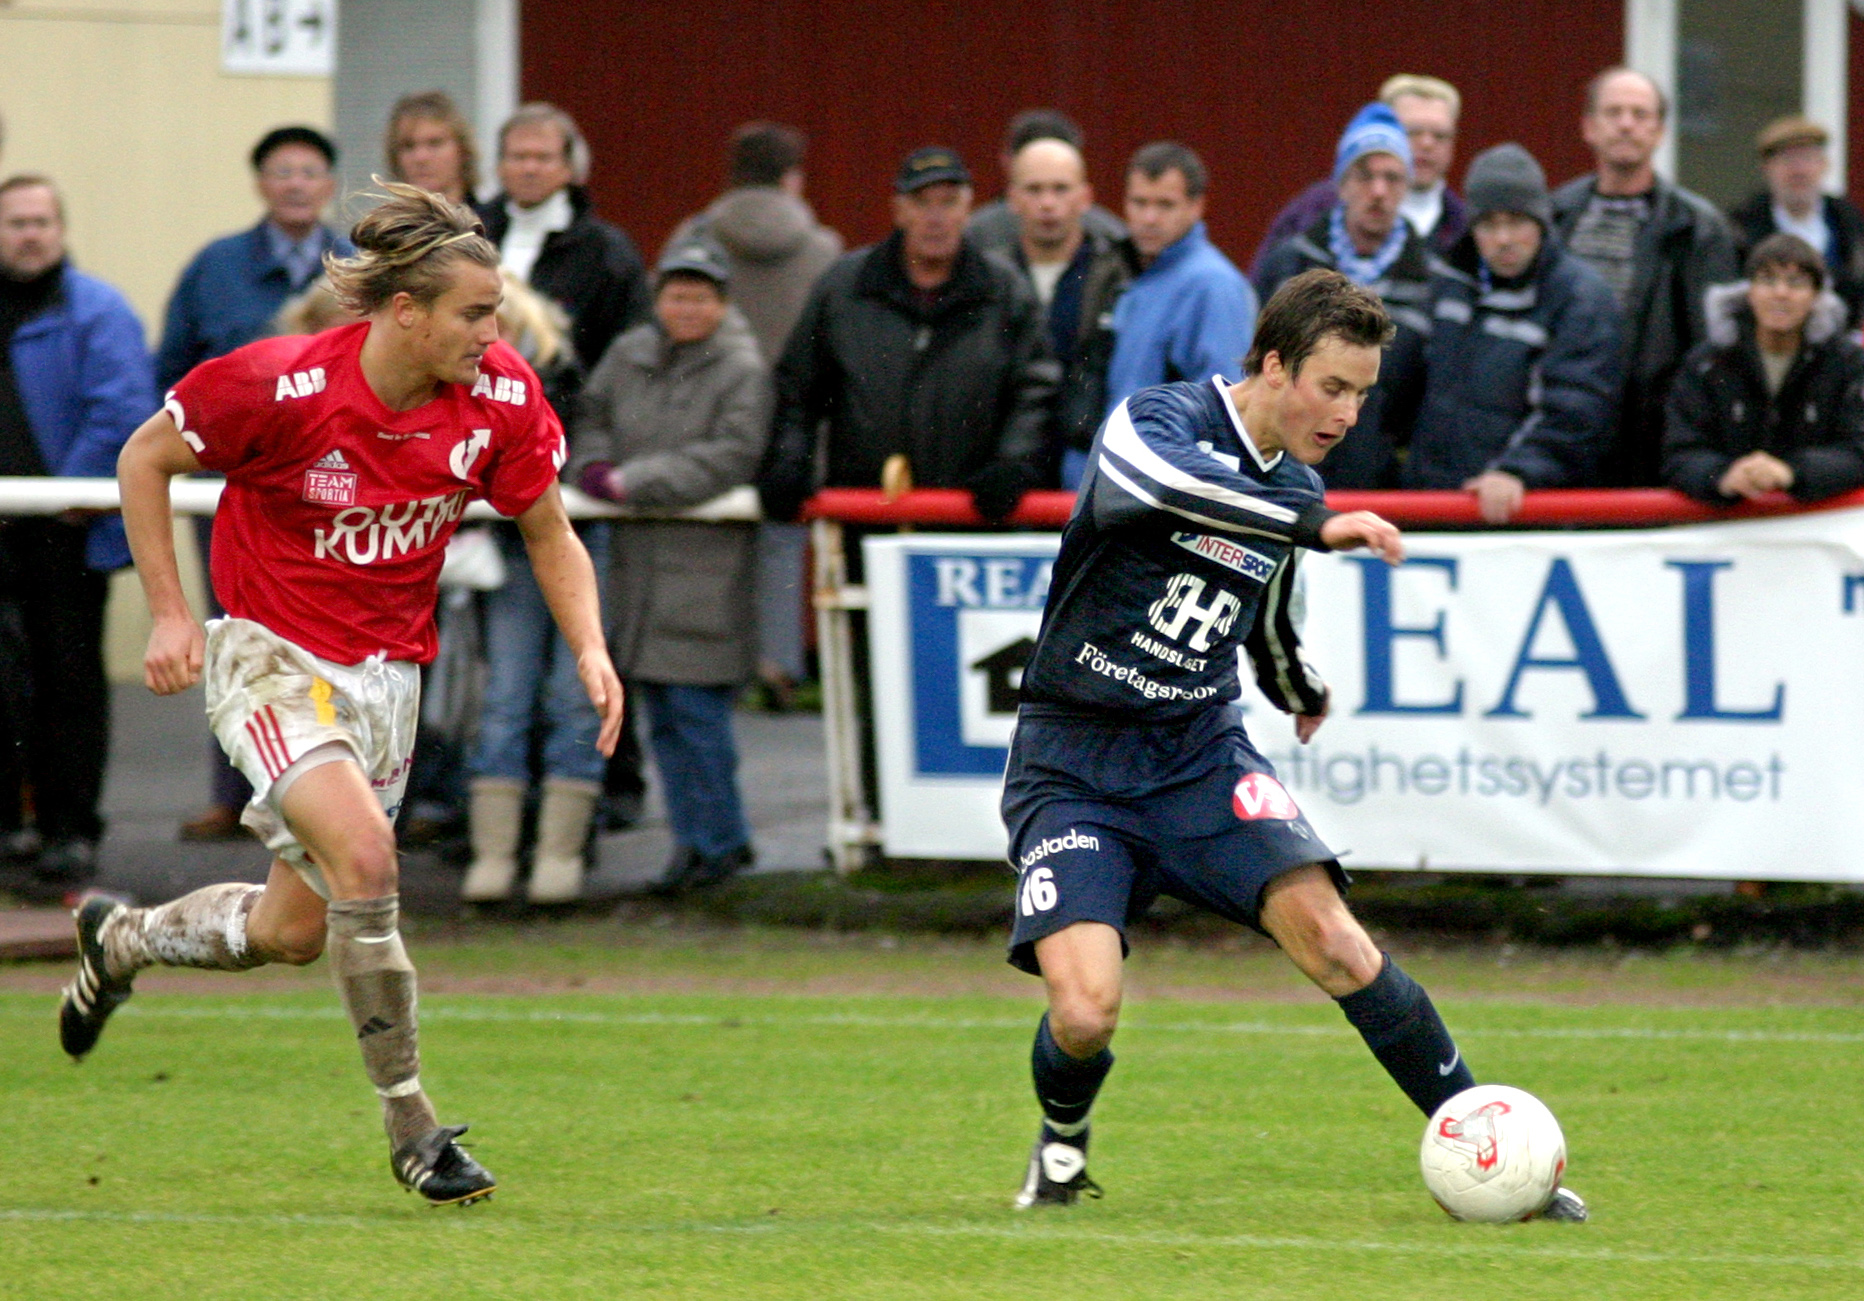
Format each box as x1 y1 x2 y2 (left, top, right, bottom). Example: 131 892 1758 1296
638 681 750 860
469 525 608 785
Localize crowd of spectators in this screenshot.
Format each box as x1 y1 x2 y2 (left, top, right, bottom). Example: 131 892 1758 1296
4 64 1864 898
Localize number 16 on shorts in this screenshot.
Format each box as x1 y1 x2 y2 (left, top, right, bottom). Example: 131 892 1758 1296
1019 866 1058 915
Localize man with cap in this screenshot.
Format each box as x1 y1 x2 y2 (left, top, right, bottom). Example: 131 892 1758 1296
758 145 1055 524
1550 67 1738 487
1728 115 1864 327
1102 141 1257 413
1256 103 1438 487
574 237 772 893
155 125 354 844
1406 144 1624 522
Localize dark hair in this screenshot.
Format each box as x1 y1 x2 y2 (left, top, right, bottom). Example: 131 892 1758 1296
385 90 480 197
252 125 337 172
1003 108 1084 155
729 122 806 187
324 180 499 315
1244 269 1395 378
1127 141 1208 198
1746 232 1827 290
1584 66 1669 124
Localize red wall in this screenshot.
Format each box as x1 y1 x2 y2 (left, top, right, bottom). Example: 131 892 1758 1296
522 1 1622 266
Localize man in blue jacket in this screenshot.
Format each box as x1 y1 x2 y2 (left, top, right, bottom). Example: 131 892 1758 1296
155 126 350 841
1405 144 1624 522
0 175 154 885
1103 143 1256 412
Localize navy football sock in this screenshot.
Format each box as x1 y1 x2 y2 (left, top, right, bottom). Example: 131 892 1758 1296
1031 1013 1114 1147
1335 954 1475 1116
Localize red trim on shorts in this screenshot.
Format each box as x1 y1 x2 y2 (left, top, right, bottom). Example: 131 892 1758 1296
245 705 292 779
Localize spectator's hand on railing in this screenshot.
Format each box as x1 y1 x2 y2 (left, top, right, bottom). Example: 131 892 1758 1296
1717 451 1794 501
145 614 205 696
965 460 1038 524
1463 470 1526 524
1319 511 1405 563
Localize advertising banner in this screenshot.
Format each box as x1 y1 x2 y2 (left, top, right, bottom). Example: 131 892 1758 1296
864 509 1864 880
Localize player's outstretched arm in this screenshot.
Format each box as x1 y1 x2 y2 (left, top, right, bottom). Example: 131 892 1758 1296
515 482 626 756
1318 510 1405 564
118 410 206 695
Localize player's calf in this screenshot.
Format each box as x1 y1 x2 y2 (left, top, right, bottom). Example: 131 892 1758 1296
1015 1012 1114 1208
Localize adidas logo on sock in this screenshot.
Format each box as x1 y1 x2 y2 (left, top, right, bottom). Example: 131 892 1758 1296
357 1015 396 1039
313 449 350 470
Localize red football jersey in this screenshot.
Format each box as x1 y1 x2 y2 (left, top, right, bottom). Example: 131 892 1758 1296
164 322 565 665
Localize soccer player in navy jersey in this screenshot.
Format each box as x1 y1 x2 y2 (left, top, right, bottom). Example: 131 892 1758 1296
1005 268 1584 1220
64 183 623 1205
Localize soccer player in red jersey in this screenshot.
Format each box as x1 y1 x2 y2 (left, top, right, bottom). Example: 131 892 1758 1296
60 183 624 1205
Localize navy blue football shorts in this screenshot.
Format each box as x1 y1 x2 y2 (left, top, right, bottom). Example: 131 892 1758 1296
1002 703 1346 975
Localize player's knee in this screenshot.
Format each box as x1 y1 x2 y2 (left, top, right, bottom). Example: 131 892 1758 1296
1305 913 1382 992
1051 988 1121 1056
333 825 400 898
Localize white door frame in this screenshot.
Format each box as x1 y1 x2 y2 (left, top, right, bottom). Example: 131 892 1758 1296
1626 0 1850 190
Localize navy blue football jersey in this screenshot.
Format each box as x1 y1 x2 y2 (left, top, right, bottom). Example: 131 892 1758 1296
1018 376 1337 721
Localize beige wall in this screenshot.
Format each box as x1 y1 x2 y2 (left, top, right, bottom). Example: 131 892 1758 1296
1 0 330 680
0 0 333 332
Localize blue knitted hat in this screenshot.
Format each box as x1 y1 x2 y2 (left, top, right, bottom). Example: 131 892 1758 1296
1334 102 1413 184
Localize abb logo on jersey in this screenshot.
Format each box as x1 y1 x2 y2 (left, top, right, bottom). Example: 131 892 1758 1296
312 490 469 565
274 368 327 400
471 374 528 405
1233 772 1299 821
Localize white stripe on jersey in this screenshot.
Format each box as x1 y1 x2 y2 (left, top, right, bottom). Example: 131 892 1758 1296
1100 402 1299 525
1096 456 1292 543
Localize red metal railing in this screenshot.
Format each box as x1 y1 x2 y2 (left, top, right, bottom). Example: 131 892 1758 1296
804 486 1864 529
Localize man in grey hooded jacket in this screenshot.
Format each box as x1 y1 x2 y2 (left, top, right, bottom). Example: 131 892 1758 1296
665 122 842 707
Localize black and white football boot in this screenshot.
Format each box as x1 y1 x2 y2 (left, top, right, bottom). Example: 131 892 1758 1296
392 1124 497 1206
1538 1186 1589 1222
59 895 136 1060
1014 1133 1102 1208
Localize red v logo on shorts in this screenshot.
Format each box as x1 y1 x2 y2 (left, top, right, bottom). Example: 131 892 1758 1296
1233 773 1299 821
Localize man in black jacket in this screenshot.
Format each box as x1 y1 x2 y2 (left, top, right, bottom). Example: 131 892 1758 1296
1550 67 1739 487
1406 144 1624 522
759 147 1058 523
474 103 650 371
1727 116 1864 329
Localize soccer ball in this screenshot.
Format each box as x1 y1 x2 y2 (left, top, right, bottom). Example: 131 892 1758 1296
1420 1084 1567 1222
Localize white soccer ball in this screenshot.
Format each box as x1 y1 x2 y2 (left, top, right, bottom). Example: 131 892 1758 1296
1420 1084 1567 1223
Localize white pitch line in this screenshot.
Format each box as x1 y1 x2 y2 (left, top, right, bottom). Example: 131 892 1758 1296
0 1208 1856 1273
1 1000 1855 1046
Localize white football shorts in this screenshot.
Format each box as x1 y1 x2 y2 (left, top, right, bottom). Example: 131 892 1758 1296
203 617 420 898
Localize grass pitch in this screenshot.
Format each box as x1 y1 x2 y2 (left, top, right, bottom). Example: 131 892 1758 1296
3 924 1862 1299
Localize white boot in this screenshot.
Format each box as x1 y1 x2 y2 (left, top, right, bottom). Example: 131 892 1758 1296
460 778 525 902
527 777 599 904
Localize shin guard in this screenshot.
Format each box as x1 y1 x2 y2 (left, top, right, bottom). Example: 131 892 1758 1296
325 895 437 1147
1335 954 1476 1116
103 883 265 977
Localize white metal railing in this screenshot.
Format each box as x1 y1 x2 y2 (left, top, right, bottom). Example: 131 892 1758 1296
0 476 762 521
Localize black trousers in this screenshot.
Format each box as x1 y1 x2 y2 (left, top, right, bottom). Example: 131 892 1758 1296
0 518 109 842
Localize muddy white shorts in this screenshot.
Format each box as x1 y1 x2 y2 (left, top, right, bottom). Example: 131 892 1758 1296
203 617 420 898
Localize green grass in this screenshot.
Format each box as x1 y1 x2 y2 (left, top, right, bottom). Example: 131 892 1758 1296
3 926 1862 1299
